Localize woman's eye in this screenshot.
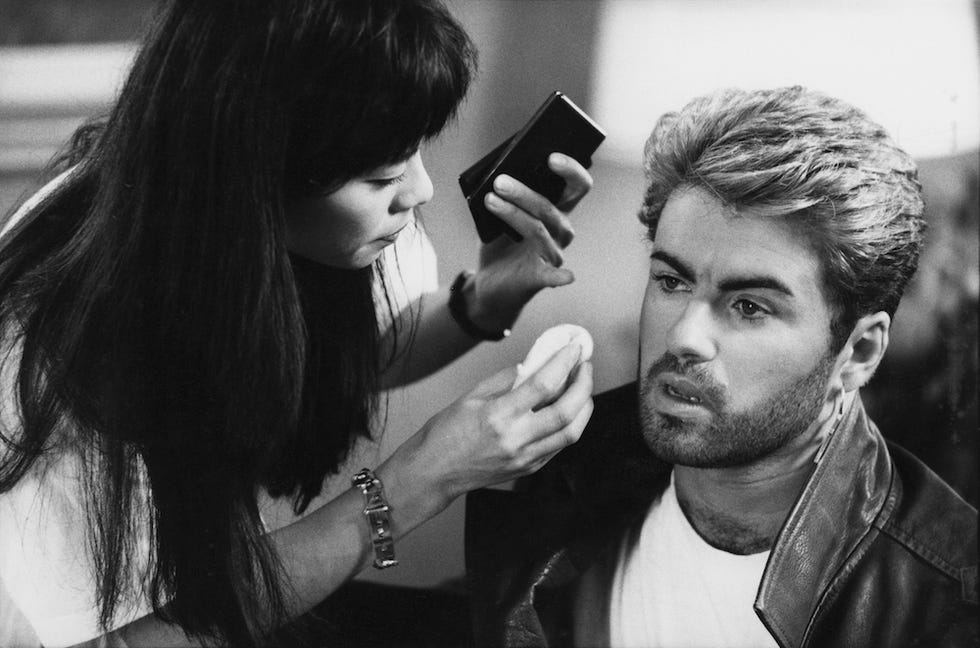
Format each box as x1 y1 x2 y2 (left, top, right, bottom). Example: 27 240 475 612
734 299 767 318
370 172 406 188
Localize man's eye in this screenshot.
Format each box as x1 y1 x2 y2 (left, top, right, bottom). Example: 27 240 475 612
734 299 767 318
654 274 687 292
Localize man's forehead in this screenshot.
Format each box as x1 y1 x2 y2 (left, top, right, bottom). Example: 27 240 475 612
653 187 823 296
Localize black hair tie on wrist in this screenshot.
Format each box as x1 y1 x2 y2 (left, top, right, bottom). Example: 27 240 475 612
448 270 511 341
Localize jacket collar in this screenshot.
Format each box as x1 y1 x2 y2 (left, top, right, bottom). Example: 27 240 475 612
755 393 895 648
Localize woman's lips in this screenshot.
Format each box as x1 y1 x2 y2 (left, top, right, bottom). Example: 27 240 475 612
376 223 409 244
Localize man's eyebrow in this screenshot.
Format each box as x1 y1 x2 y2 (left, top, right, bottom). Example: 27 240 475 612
650 250 695 282
651 249 796 297
717 275 795 297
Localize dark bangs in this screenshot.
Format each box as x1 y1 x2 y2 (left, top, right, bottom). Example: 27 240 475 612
286 0 476 195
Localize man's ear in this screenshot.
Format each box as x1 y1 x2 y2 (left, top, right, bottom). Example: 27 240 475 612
838 312 891 392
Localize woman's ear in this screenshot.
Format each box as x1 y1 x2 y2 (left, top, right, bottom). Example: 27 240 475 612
839 312 891 392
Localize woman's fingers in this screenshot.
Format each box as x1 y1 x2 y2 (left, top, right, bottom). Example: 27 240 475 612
550 153 593 212
414 355 592 496
482 153 593 256
500 342 586 417
532 360 593 441
488 360 593 479
470 363 521 399
533 262 575 289
485 188 565 266
524 388 594 466
489 171 575 247
510 362 594 474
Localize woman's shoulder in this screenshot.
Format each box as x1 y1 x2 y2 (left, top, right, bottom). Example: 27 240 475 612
0 429 153 647
1 166 79 240
0 350 154 645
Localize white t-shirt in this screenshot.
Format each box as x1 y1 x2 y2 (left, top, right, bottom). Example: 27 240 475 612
609 474 778 648
0 175 439 647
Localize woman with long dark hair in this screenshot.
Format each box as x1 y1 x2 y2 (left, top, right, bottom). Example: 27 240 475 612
0 1 595 646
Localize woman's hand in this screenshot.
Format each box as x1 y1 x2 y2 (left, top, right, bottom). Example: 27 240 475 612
381 341 594 515
468 154 594 331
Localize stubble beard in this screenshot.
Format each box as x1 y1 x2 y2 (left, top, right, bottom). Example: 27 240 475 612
638 353 835 468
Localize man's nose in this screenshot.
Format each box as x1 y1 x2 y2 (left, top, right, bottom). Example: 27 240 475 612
665 300 717 364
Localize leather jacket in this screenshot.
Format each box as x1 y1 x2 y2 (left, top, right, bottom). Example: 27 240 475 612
466 383 978 647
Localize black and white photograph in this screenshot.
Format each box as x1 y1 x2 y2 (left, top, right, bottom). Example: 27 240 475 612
0 1 976 646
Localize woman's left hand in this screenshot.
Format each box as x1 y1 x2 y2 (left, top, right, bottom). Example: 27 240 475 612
467 153 593 331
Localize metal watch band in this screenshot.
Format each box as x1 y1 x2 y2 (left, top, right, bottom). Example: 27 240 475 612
351 468 399 569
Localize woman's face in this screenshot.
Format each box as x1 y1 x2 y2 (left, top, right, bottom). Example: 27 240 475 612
286 150 433 268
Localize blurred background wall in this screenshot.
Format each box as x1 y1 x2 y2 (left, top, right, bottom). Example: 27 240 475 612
1 0 977 590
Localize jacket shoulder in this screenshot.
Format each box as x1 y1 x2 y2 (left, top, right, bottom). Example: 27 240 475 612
880 442 978 603
543 381 666 494
465 383 666 647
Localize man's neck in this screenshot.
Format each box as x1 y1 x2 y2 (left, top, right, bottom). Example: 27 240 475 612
672 394 848 555
673 464 814 554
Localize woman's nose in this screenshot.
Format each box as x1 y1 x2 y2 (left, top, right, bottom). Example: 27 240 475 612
395 151 433 211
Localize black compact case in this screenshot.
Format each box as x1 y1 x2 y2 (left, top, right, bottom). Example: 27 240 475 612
459 91 606 243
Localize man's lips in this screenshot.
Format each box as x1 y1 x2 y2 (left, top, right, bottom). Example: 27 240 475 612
658 373 711 408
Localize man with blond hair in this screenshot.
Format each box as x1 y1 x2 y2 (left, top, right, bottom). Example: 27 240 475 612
467 86 978 648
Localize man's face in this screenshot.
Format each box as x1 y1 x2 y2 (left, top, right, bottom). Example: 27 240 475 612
639 186 838 468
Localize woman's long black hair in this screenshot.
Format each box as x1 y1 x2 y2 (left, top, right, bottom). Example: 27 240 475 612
0 1 475 645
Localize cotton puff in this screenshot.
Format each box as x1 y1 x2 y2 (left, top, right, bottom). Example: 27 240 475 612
513 324 594 389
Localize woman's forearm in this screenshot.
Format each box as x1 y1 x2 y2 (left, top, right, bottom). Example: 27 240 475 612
77 456 448 648
379 286 482 388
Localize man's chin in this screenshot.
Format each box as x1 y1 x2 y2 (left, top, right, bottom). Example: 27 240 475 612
642 413 710 464
640 413 760 469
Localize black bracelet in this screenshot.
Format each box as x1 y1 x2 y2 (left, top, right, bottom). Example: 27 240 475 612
448 270 511 341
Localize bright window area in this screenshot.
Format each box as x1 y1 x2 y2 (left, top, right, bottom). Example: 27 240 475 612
592 0 979 162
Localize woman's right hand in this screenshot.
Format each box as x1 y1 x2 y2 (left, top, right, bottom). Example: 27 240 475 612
380 341 594 518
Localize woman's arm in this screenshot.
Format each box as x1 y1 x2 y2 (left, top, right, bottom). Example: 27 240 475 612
381 153 594 388
378 285 478 388
72 343 593 648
